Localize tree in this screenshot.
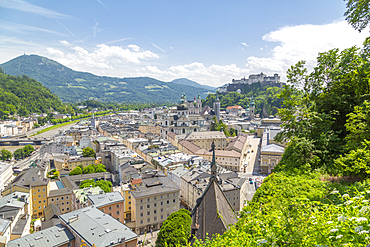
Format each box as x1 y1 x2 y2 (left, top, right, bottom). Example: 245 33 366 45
82 147 95 158
344 100 370 151
95 164 106 173
0 149 12 161
156 209 192 247
154 113 157 119
344 0 370 32
23 144 34 156
79 179 95 189
96 180 112 193
69 167 83 176
14 148 24 160
210 116 218 131
83 165 95 174
335 140 370 178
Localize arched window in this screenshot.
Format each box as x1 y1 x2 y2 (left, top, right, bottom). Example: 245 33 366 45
182 129 185 134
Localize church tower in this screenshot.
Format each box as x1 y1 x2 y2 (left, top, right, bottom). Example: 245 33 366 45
250 96 255 120
196 94 202 109
215 93 220 121
211 141 217 180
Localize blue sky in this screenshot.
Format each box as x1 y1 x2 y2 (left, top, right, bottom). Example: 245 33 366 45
0 0 368 87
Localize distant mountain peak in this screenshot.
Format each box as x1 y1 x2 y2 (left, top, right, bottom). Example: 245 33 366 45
0 54 212 103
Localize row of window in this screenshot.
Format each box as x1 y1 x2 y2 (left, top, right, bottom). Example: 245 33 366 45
139 214 170 224
139 194 177 203
139 199 176 210
50 196 69 202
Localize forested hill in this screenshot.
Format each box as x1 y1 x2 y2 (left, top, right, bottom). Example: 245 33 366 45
0 68 71 118
0 55 211 103
202 86 283 117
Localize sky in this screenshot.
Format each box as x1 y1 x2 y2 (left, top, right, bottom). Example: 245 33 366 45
0 0 369 88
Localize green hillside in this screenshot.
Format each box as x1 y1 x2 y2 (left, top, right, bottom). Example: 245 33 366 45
0 55 211 103
0 68 70 118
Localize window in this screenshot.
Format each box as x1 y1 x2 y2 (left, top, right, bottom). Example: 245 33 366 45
173 199 176 203
109 206 112 210
140 206 143 210
140 213 143 217
161 195 163 199
128 196 131 199
33 198 36 201
62 202 64 206
167 194 169 198
160 208 163 213
154 210 157 214
154 203 157 207
62 208 65 212
51 198 54 202
140 220 143 224
56 198 59 201
61 197 64 200
147 211 150 216
154 197 156 200
147 204 150 209
147 218 150 223
39 206 41 209
67 207 69 211
117 211 120 215
147 198 150 202
173 193 176 196
161 202 163 206
43 188 45 192
43 200 46 203
38 201 41 203
161 215 164 219
38 195 41 198
66 201 69 205
167 200 169 204
57 203 59 206
66 196 69 200
129 201 131 205
154 216 157 221
129 207 131 210
38 189 40 192
140 199 143 203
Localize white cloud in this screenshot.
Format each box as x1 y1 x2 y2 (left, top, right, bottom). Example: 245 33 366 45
59 40 70 46
46 43 159 71
246 20 369 79
241 42 249 47
0 0 69 19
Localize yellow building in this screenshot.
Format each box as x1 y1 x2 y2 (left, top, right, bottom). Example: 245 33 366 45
66 157 96 171
47 188 73 214
185 131 228 150
138 123 160 135
260 144 285 174
3 168 50 219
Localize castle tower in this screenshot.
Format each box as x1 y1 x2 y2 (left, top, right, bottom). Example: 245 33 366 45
250 96 255 120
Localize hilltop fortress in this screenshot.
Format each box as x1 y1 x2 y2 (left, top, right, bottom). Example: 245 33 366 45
218 72 285 93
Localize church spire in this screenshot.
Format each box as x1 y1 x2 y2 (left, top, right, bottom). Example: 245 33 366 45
211 141 217 180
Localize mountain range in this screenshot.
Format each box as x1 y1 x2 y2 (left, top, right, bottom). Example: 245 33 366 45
0 55 215 103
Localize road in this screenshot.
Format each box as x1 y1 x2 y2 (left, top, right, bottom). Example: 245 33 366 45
32 122 77 139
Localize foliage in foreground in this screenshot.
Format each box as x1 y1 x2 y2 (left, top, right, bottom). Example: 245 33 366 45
194 173 370 246
156 209 192 247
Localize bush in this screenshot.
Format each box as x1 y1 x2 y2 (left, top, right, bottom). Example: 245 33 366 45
69 167 82 176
